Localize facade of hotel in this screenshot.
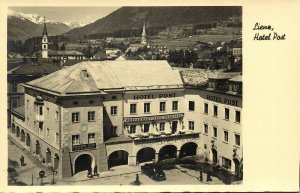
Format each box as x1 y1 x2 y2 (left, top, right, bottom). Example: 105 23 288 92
8 18 242 180
9 60 242 179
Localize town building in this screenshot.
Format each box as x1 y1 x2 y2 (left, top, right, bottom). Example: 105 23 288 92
232 48 242 57
126 23 148 53
8 60 242 179
182 70 242 175
38 17 85 61
141 22 147 45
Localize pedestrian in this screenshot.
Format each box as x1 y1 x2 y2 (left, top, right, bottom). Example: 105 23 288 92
87 168 91 178
93 165 99 177
20 155 24 166
206 172 212 182
134 174 141 185
199 169 203 181
90 167 93 178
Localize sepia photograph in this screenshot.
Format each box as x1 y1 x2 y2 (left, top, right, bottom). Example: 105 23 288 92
6 6 243 186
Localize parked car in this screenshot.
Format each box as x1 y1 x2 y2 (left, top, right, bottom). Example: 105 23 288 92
141 163 166 181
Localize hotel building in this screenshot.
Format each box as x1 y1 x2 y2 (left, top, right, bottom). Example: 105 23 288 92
9 60 242 179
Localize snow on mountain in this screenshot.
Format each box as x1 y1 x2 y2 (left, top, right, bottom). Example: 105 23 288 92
8 9 60 24
7 9 88 29
64 21 89 29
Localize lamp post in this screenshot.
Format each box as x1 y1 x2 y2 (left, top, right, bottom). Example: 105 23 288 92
50 166 56 184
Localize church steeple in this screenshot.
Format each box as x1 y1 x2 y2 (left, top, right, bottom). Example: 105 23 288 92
41 17 48 58
141 22 147 45
42 17 48 36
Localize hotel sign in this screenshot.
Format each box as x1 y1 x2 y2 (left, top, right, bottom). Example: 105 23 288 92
124 113 184 123
133 93 176 100
206 95 239 106
72 143 96 151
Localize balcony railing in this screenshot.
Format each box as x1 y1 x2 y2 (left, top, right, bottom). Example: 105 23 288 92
132 130 200 144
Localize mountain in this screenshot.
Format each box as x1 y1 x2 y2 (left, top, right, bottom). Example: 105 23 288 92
7 9 86 41
65 6 242 39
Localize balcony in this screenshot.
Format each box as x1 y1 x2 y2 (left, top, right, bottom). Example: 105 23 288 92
133 130 200 144
72 143 96 151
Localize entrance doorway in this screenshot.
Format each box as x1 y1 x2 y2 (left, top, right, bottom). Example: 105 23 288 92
233 158 240 175
26 133 31 147
108 150 128 169
136 147 155 164
74 154 93 174
212 149 218 164
180 142 198 158
158 145 177 161
46 148 51 164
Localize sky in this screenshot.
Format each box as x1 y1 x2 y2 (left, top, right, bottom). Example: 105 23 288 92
9 7 120 24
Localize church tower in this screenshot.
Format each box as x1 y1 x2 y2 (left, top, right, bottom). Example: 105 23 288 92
42 17 48 58
141 22 147 45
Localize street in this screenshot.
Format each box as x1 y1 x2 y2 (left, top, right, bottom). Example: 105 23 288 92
8 136 223 186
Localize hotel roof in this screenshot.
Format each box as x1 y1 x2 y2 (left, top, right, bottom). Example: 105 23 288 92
25 60 183 95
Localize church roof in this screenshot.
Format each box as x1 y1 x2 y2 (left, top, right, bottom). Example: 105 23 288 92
24 60 183 96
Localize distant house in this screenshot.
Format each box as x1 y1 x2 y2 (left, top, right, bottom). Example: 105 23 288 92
105 48 122 59
48 50 85 60
93 51 106 60
232 48 242 57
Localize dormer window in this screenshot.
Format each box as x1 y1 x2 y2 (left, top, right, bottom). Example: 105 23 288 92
81 69 89 78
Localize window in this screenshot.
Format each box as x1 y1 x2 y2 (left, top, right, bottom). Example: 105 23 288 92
213 105 218 117
129 125 136 134
159 122 165 131
204 103 208 114
12 99 18 108
55 111 59 121
111 106 117 115
188 101 195 111
112 96 117 100
39 106 43 115
112 126 117 136
39 122 43 134
188 121 194 130
224 131 229 142
172 101 178 111
143 123 150 133
222 157 231 169
235 134 240 146
72 112 80 123
88 111 95 122
55 133 59 144
43 45 47 49
11 83 17 92
88 133 95 143
144 103 151 113
46 107 49 118
204 144 207 149
89 100 94 104
225 108 230 120
130 104 137 114
235 110 241 123
72 135 80 145
213 127 218 138
160 102 166 112
203 124 208 134
26 100 29 109
46 128 50 138
73 101 78 105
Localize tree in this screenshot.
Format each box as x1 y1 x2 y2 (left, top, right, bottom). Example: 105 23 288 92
60 43 66 51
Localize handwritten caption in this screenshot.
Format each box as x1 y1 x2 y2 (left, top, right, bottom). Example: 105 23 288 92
253 23 286 41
